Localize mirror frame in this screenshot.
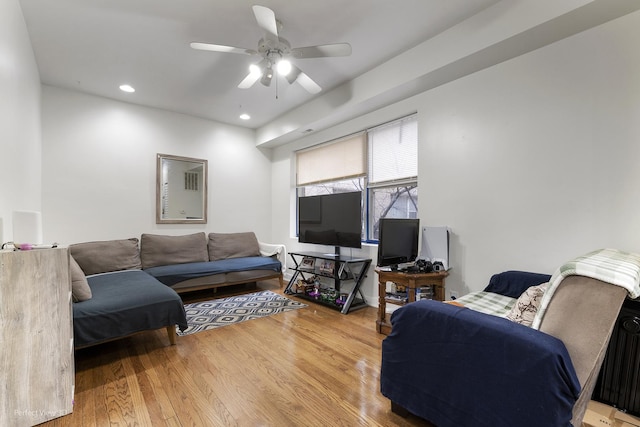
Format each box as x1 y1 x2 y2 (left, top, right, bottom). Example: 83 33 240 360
156 153 208 224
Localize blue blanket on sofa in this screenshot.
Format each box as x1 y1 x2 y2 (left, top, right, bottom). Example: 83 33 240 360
144 256 281 286
380 300 580 427
73 270 188 348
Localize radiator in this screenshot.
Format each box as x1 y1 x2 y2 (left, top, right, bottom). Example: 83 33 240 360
593 298 640 416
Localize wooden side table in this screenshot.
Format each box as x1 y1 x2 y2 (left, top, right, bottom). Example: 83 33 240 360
376 268 449 335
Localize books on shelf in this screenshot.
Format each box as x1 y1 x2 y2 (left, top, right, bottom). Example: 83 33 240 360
385 292 408 303
300 256 315 271
416 286 434 301
385 286 433 303
317 259 335 275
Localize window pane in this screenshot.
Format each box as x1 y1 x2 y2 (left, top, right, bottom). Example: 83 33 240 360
368 115 418 185
299 177 364 197
369 185 418 240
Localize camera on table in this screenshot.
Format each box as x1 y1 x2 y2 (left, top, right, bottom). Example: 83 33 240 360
413 259 445 273
415 259 433 273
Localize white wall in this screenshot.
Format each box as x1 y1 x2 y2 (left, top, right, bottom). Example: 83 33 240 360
0 0 42 243
271 10 640 304
420 9 640 296
41 86 274 245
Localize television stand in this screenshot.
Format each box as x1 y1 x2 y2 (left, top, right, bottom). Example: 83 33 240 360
285 251 372 314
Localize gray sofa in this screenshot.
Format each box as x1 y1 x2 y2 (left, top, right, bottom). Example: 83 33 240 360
69 232 286 348
137 231 284 292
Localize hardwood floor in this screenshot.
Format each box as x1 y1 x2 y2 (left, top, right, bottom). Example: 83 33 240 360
42 280 432 427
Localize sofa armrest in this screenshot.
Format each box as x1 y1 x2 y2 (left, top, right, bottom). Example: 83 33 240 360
258 241 287 273
381 300 580 427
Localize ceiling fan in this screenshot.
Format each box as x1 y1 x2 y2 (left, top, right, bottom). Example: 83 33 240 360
191 5 351 94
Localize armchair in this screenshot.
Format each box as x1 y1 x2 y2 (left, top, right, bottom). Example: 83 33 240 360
381 250 640 427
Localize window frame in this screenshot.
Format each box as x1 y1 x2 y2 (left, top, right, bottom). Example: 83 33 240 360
296 114 418 244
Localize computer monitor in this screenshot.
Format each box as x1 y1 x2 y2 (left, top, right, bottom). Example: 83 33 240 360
377 218 420 270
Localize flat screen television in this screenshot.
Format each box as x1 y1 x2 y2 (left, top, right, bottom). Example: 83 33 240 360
377 218 420 269
298 191 362 250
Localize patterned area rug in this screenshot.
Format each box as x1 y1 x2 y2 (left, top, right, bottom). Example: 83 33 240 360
178 290 307 336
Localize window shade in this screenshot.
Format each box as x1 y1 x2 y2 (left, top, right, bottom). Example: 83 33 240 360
296 132 366 186
368 114 418 186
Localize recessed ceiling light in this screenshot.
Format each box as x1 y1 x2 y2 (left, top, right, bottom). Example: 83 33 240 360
239 113 251 120
119 84 135 93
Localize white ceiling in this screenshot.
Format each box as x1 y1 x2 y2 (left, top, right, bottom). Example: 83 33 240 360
18 0 500 129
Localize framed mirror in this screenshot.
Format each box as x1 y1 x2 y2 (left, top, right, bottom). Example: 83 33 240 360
156 153 208 224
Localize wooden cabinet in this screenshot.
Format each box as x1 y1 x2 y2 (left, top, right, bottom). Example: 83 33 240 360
376 268 448 335
0 248 74 426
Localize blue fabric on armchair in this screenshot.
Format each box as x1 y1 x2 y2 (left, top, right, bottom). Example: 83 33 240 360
380 300 580 427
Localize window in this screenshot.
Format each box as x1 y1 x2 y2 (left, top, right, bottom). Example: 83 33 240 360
296 114 418 243
366 115 418 240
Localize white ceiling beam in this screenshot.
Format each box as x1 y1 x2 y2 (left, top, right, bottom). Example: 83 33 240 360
255 0 640 148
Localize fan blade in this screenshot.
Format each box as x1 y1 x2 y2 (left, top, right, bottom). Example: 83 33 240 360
286 65 321 94
238 71 261 89
297 72 321 94
291 43 352 59
191 42 256 55
252 5 278 41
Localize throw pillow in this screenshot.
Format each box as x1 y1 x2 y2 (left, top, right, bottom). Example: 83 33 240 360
69 238 142 275
506 282 549 327
140 232 208 269
483 270 552 298
70 255 92 302
208 232 261 260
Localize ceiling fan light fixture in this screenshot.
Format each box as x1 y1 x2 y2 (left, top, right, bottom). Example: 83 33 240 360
260 64 273 86
248 63 262 77
277 59 291 76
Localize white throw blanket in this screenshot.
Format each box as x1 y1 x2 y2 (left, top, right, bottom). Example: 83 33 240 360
259 241 287 273
531 248 640 330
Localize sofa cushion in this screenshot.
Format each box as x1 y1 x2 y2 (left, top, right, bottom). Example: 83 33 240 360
506 282 549 327
483 270 551 298
140 232 208 269
70 255 92 302
69 238 142 275
208 232 260 260
145 256 282 286
72 270 188 347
